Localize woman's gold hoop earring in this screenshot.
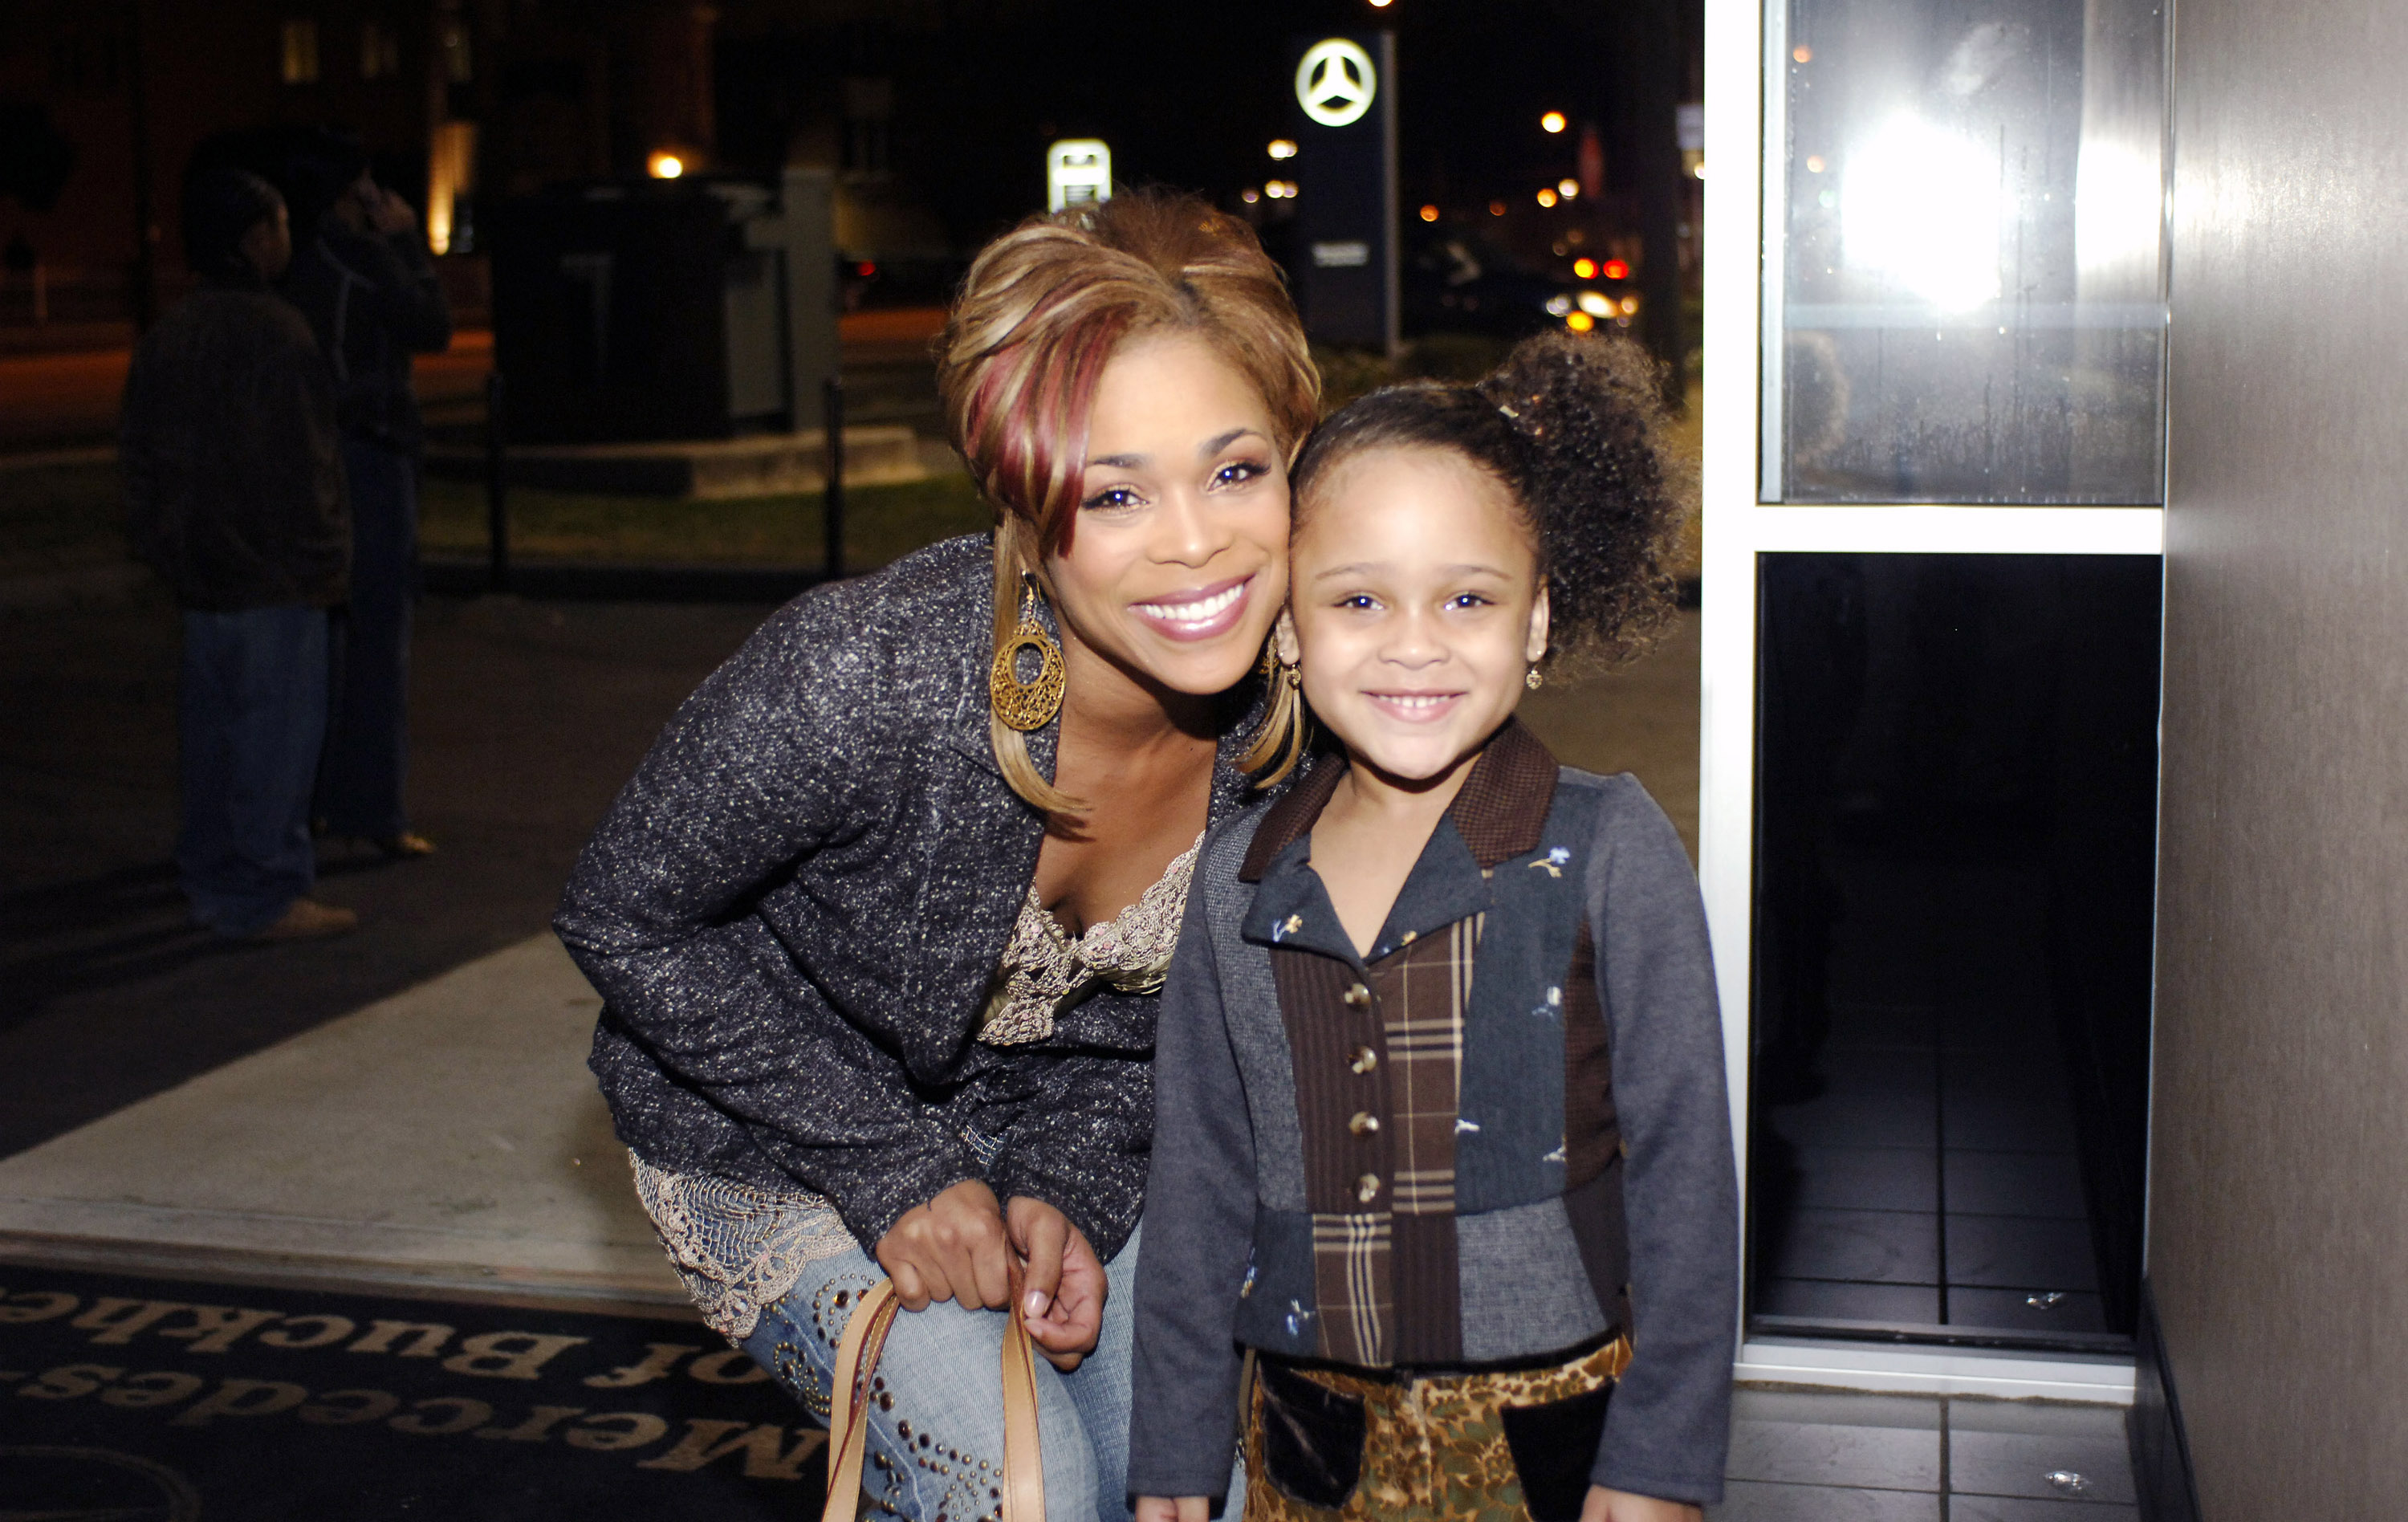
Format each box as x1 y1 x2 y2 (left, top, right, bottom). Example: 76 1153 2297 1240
1262 640 1301 690
1525 667 1544 691
990 574 1066 732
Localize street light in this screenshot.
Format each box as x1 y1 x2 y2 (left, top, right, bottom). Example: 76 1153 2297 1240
1536 187 1559 207
1419 204 1440 222
1268 139 1299 160
647 150 685 179
1573 257 1597 278
1558 177 1580 200
1541 111 1568 134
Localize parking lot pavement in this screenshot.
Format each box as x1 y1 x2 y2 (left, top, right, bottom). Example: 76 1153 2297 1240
0 590 776 1158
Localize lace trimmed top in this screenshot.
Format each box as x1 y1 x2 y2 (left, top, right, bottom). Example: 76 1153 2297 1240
976 831 1203 1046
635 833 1205 1340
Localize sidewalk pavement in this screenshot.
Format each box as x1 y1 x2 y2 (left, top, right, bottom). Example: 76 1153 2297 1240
0 934 680 1310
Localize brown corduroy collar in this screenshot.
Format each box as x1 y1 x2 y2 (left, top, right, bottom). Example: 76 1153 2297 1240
1238 718 1560 882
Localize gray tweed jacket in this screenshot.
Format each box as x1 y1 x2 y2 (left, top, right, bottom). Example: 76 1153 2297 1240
555 534 1266 1260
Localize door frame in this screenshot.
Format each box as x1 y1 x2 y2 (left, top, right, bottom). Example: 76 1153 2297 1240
1700 0 2162 1402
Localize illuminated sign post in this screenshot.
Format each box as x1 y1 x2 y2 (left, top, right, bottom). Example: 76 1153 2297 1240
1289 32 1397 354
1047 139 1112 214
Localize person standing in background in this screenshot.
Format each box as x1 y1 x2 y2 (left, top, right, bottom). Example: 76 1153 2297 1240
123 165 356 942
283 140 452 860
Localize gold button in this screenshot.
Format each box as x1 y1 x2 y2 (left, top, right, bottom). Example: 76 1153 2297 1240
1349 1045 1379 1074
1356 1174 1381 1203
1348 1111 1381 1136
1343 983 1371 1007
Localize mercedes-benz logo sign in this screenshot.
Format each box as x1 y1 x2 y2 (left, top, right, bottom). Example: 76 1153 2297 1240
1296 39 1377 128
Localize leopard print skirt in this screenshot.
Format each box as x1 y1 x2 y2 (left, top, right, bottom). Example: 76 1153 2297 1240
1243 1336 1633 1522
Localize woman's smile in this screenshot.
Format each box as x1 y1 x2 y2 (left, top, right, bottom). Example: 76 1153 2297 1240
1131 573 1255 641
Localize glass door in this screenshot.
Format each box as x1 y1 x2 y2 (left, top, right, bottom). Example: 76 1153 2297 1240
1700 0 2168 1394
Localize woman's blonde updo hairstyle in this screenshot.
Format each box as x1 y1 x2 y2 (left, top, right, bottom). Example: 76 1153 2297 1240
937 189 1320 811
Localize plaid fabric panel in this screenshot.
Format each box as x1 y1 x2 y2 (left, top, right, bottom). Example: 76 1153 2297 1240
1310 1211 1393 1366
1374 914 1479 1215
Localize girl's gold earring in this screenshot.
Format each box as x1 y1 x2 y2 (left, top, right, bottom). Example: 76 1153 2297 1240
1525 667 1544 691
990 574 1066 731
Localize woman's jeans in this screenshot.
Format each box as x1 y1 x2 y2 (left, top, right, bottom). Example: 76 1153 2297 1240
741 1225 1143 1522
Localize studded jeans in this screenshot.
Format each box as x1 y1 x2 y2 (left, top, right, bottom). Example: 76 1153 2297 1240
742 1220 1187 1522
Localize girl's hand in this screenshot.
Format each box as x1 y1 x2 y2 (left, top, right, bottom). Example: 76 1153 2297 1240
1007 1196 1106 1370
874 1179 1012 1311
1580 1485 1704 1522
1134 1497 1212 1522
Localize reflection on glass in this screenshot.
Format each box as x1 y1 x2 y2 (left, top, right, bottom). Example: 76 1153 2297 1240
1763 0 2167 503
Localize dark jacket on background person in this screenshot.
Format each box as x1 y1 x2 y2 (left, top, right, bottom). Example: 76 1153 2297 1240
282 222 450 453
1128 722 1739 1507
554 533 1274 1264
120 277 349 610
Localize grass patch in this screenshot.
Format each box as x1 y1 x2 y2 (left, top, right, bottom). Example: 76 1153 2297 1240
418 471 990 572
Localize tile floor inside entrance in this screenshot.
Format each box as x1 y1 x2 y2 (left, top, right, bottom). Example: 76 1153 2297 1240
1751 860 2119 1341
1713 1390 2136 1520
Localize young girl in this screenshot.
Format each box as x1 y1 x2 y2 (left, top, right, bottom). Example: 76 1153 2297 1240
1128 334 1736 1522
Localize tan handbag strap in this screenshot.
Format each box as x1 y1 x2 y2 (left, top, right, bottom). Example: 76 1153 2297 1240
819 1272 1047 1522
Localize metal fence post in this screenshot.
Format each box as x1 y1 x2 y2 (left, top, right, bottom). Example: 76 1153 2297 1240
485 371 510 593
823 375 846 581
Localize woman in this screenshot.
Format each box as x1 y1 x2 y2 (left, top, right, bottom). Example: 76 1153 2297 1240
555 190 1317 1521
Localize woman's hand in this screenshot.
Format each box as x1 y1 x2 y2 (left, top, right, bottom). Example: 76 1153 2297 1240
874 1179 1013 1312
1007 1196 1106 1371
1580 1485 1703 1522
1133 1497 1212 1522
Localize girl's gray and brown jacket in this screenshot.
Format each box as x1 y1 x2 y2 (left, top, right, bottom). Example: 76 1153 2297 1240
1128 722 1738 1507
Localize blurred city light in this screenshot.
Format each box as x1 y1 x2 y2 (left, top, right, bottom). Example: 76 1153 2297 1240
1418 204 1440 222
1242 188 1261 204
1793 45 1813 63
1536 187 1559 207
1806 155 1826 173
1264 180 1299 199
1577 291 1613 315
1489 199 1507 216
1844 114 2000 309
1573 257 1597 278
1369 0 1393 7
1565 311 1596 332
1621 295 1640 314
1545 295 1573 316
646 151 685 179
1558 177 1580 199
1541 112 1568 134
1602 258 1629 280
1692 161 1707 180
1268 139 1299 160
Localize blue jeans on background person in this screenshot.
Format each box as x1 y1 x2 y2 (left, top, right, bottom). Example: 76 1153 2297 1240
742 1222 1194 1522
177 605 329 935
317 437 417 839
